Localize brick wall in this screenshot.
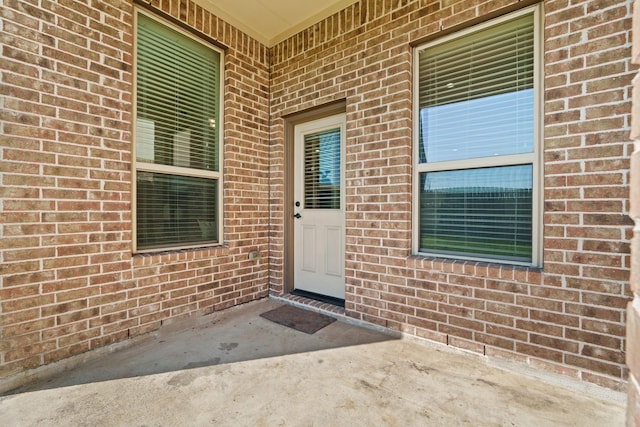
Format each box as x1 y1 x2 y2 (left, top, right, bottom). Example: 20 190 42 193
0 0 270 381
0 0 635 393
627 0 640 423
270 0 634 390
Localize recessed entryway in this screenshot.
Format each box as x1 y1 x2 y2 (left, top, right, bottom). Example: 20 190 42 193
283 101 347 302
292 113 346 300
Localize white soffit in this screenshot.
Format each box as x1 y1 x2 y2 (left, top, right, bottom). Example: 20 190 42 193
193 0 359 46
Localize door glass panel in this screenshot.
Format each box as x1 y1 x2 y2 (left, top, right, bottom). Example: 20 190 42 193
304 128 341 209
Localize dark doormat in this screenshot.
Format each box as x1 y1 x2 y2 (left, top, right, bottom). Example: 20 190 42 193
260 304 336 334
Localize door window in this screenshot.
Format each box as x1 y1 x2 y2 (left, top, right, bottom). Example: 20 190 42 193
304 128 341 209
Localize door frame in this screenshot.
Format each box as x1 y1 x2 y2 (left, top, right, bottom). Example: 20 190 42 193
282 100 346 295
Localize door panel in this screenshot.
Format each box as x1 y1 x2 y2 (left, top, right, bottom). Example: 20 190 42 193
293 114 345 300
302 225 317 272
325 226 342 277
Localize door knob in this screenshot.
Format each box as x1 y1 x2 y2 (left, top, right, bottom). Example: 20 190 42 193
293 213 302 219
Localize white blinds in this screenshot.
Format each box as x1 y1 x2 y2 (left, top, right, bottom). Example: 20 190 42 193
416 10 536 263
136 13 220 171
136 172 218 248
419 166 533 262
304 128 341 209
418 14 534 110
135 13 221 251
418 14 535 164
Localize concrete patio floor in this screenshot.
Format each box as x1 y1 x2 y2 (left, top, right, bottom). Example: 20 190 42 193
0 298 626 426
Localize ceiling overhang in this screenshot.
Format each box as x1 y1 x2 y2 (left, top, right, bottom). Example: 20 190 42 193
192 0 359 47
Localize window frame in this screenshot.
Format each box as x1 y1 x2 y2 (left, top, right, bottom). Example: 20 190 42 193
132 9 225 253
412 5 543 267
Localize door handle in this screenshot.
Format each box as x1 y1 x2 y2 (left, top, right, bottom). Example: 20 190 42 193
293 213 302 219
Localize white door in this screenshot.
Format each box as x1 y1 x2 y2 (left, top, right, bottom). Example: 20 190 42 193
293 114 345 300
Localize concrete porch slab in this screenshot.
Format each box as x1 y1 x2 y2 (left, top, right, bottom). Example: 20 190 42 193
0 298 625 426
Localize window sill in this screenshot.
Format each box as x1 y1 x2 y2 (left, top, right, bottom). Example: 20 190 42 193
132 243 229 266
407 254 543 283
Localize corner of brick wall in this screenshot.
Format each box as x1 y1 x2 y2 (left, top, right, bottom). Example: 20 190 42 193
0 0 270 384
269 0 636 392
1 0 638 398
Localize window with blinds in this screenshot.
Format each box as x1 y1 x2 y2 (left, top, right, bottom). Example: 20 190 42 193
134 12 222 251
304 128 341 209
414 7 540 265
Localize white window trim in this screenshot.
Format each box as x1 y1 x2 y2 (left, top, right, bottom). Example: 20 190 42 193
411 4 543 267
132 8 225 253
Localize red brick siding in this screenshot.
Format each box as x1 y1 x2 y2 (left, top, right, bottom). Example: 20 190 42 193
270 0 634 390
0 0 635 393
628 0 640 423
0 0 270 380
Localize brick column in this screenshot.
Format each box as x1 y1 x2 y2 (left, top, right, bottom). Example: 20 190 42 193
628 2 640 424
